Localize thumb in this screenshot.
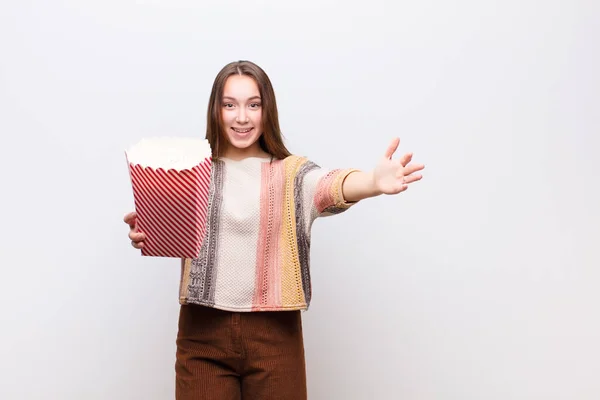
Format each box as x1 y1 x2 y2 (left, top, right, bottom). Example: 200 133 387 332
123 211 137 229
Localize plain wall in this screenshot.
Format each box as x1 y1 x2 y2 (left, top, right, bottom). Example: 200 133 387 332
1 1 598 399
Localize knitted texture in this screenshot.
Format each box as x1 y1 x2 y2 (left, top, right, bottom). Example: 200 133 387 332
179 155 359 312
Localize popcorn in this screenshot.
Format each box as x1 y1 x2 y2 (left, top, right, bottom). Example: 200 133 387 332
125 137 212 258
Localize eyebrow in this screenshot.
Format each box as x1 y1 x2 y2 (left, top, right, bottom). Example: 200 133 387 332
222 96 261 101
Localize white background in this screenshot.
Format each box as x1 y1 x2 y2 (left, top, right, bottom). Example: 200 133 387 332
1 1 598 399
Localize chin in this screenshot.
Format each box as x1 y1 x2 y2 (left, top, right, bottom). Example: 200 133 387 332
225 131 262 148
227 137 259 149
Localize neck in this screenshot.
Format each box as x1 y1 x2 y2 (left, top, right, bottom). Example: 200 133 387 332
221 144 270 161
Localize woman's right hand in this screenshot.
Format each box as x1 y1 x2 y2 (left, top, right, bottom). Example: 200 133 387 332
124 211 146 249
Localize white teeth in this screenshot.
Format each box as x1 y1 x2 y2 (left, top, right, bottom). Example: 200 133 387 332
233 128 252 133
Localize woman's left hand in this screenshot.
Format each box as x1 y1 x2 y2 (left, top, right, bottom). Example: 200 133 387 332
372 137 425 195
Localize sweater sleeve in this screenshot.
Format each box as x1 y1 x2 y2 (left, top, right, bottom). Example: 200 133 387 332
298 158 361 219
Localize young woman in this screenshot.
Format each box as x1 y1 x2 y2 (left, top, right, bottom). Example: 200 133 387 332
124 60 424 400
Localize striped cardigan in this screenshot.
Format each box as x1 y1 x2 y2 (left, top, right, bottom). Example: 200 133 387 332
178 155 359 312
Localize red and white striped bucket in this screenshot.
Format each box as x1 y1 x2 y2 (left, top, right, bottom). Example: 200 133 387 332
125 138 212 258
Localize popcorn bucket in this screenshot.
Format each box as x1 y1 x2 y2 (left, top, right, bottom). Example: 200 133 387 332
125 137 212 258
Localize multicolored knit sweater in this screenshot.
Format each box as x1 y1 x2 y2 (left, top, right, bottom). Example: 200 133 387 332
178 155 359 312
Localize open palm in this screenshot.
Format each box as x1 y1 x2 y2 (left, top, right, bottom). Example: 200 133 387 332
373 137 424 195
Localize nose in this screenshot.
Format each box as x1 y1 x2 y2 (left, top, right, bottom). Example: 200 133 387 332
236 108 248 123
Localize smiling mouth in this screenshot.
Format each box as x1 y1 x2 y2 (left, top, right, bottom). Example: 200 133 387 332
232 127 253 134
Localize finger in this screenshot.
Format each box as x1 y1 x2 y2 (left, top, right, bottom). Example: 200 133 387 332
398 152 413 167
403 174 423 184
395 184 408 193
404 163 425 175
384 137 400 159
123 211 137 228
131 240 144 249
129 231 146 241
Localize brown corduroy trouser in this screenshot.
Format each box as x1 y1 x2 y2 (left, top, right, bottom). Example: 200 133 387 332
175 304 308 400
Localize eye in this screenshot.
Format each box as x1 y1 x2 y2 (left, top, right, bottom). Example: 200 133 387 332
223 103 234 108
249 103 261 108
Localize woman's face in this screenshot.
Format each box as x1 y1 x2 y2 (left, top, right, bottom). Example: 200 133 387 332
220 74 264 159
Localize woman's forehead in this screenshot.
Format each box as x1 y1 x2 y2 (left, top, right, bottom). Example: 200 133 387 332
223 75 260 98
